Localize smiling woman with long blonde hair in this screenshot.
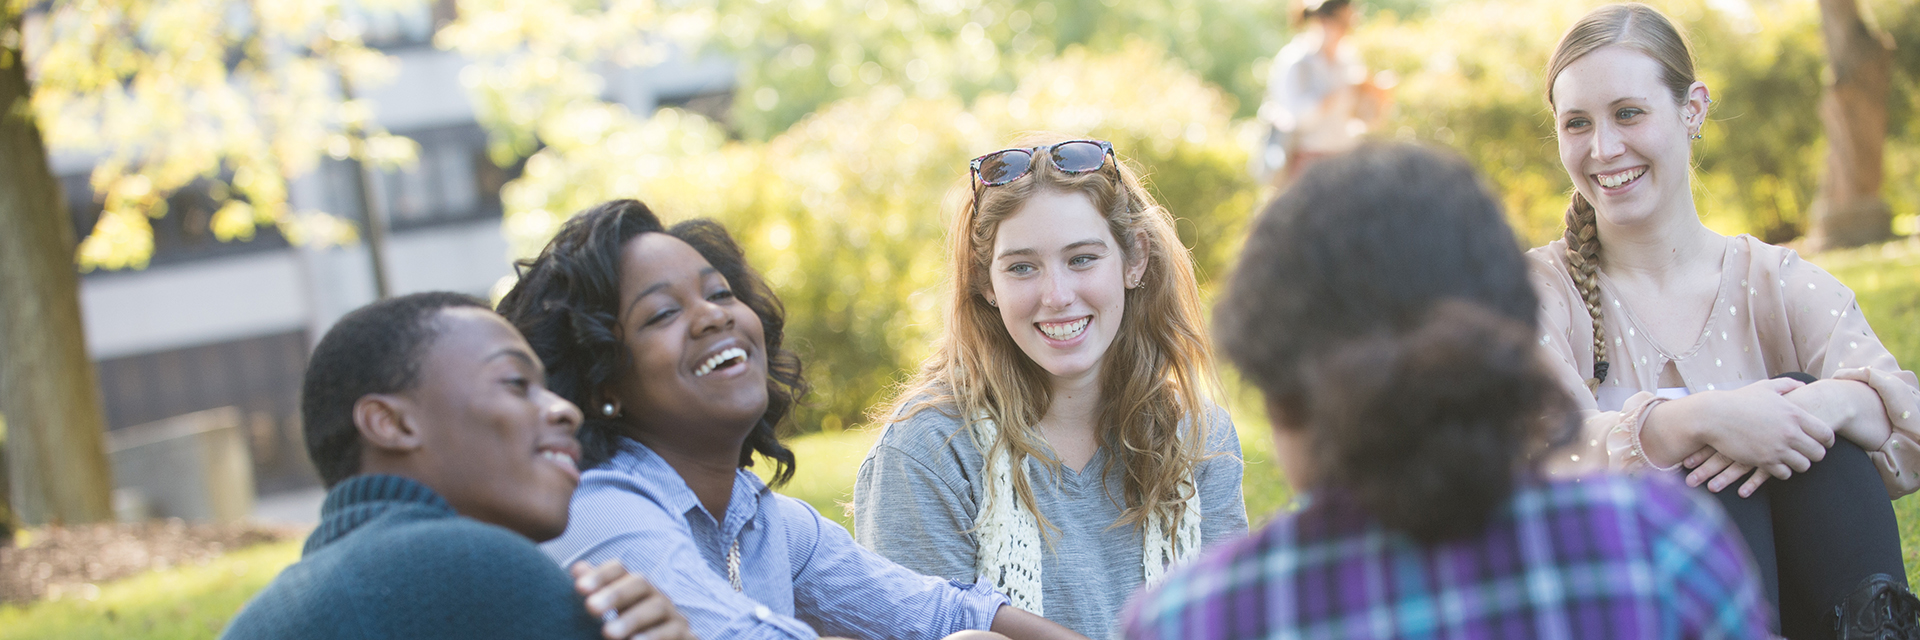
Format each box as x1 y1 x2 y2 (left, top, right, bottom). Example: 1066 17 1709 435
854 133 1247 639
1528 4 1919 636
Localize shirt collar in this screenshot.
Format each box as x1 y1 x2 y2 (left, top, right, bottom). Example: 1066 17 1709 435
608 437 769 534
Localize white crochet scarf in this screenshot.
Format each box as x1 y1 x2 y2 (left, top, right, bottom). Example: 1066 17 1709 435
968 414 1203 616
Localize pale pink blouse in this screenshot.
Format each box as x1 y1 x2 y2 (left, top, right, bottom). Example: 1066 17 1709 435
1529 234 1920 498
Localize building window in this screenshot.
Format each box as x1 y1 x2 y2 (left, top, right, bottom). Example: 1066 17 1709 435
322 123 508 230
63 174 292 269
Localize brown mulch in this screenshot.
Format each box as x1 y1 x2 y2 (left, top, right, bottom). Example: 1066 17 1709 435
0 519 307 605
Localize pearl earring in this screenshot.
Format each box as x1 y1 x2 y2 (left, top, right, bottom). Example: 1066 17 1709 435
602 402 617 417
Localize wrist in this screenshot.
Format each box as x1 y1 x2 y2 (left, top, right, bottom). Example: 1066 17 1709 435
1806 378 1892 448
1634 399 1689 469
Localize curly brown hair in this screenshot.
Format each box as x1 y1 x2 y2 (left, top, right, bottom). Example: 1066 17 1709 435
1216 143 1576 541
496 199 807 484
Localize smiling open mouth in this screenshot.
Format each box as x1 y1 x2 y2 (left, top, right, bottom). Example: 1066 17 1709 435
539 448 579 480
1596 166 1645 189
694 347 748 377
1037 317 1090 341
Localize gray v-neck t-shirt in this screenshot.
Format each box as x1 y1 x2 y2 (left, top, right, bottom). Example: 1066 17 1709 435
852 403 1248 639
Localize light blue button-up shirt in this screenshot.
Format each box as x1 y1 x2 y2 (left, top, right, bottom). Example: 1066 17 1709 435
543 438 1009 639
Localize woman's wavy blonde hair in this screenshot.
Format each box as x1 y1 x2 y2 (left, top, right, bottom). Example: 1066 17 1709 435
881 132 1218 537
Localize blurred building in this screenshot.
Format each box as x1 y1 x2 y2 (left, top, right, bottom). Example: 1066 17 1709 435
51 5 735 497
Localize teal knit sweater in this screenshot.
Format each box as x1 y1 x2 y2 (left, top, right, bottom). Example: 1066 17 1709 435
220 475 604 639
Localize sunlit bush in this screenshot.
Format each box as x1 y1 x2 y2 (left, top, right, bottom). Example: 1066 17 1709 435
708 0 1289 140
488 0 1917 434
501 43 1256 433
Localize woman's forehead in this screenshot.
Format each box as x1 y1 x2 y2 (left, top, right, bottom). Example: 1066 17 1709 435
1552 45 1668 109
994 190 1111 251
620 233 714 282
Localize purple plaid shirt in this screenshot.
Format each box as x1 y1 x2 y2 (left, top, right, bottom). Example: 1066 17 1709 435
1123 475 1770 639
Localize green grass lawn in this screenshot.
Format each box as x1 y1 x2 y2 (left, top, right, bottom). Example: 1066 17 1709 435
1808 238 1920 585
0 538 302 640
4 239 1916 638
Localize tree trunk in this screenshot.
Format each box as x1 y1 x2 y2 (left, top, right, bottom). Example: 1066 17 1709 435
1806 0 1895 251
0 11 115 526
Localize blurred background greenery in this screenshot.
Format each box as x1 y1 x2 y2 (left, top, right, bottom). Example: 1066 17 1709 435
16 0 1917 441
5 0 1919 634
462 0 1920 437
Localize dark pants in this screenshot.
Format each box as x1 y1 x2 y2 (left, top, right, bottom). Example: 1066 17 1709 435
1707 437 1907 638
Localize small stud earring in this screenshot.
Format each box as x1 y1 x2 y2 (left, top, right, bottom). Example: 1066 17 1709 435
986 298 997 308
602 402 618 417
1690 132 1703 140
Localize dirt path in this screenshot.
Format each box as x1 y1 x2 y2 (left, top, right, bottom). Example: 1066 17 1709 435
0 520 304 604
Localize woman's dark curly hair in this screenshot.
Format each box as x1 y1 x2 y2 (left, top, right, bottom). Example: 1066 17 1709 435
1215 143 1575 542
496 199 805 484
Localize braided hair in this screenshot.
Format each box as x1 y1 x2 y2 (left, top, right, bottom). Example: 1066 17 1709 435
1561 192 1609 389
1545 3 1699 390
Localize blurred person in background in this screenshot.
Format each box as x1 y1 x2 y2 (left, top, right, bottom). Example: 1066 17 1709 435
1530 4 1919 637
1256 0 1394 188
1127 142 1770 640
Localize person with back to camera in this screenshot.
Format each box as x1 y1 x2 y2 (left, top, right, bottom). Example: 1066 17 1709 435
1257 0 1393 187
1124 142 1771 639
1527 4 1920 637
853 134 1248 640
495 199 1088 640
221 292 694 640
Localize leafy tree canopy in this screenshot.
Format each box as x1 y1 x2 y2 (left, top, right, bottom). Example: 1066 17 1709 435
18 0 420 270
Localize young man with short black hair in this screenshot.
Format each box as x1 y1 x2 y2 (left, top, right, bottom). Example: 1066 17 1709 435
223 292 691 640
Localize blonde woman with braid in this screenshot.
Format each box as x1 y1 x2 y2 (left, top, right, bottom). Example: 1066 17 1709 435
853 134 1248 639
1529 4 1920 637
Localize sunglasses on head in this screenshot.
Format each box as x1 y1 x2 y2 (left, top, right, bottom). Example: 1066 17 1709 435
969 139 1115 188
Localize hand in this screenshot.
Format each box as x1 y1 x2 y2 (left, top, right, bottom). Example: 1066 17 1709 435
1672 378 1835 479
989 604 1090 640
1785 378 1894 451
1682 446 1772 497
572 561 697 640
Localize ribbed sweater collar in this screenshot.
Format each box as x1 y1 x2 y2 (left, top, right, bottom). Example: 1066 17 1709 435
304 474 454 554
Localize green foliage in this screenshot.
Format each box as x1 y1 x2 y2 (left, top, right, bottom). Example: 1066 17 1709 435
435 0 715 166
23 0 423 270
495 42 1258 434
472 0 1918 438
1348 1 1583 245
0 539 301 640
704 0 1289 140
1874 0 1920 235
1686 0 1826 243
